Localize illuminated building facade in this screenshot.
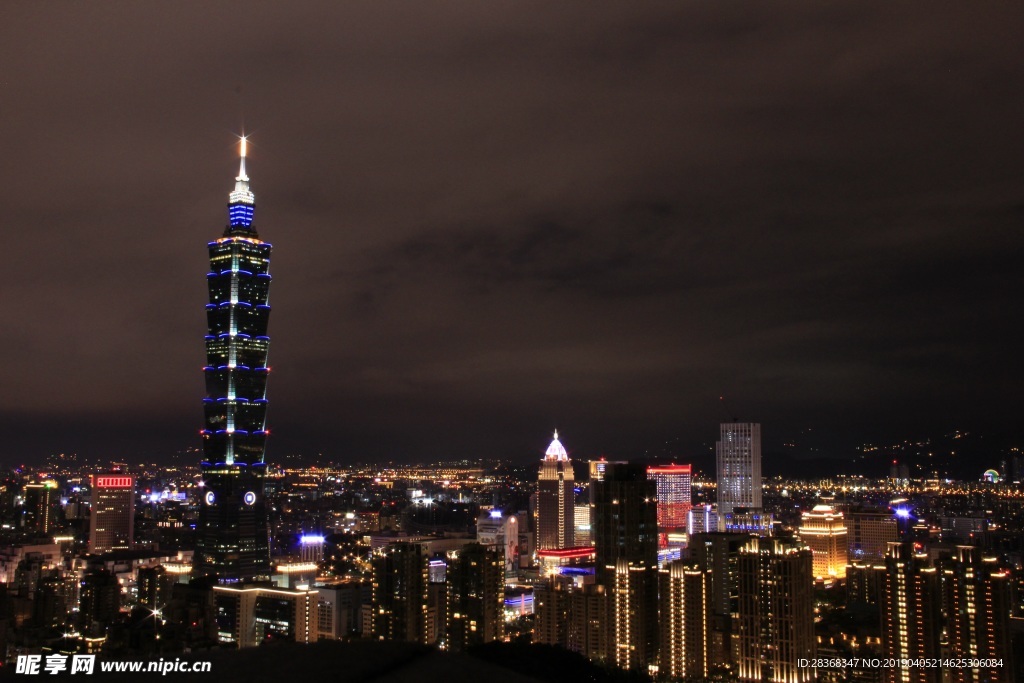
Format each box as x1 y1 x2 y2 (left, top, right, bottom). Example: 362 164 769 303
137 565 176 611
659 559 709 681
537 546 596 576
445 543 504 652
89 474 135 554
846 561 884 607
736 537 816 683
213 585 318 648
534 574 609 661
798 504 848 580
847 509 899 561
592 463 658 672
716 423 761 516
689 532 747 672
537 431 575 550
574 503 592 547
647 465 692 531
476 510 525 579
723 508 774 536
532 576 569 647
194 138 272 584
688 503 719 535
23 482 57 535
881 542 941 683
943 546 1014 683
370 542 429 644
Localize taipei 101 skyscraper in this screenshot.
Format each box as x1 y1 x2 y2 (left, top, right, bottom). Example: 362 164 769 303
193 138 273 583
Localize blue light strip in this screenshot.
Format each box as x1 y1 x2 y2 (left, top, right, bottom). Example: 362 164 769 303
229 203 254 227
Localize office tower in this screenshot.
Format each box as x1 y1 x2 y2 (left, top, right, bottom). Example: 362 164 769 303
943 546 1014 683
881 542 941 683
537 431 575 550
89 474 135 553
194 138 273 584
212 585 318 647
847 508 899 561
370 542 428 644
688 504 719 535
736 537 816 683
589 459 608 483
592 463 658 671
689 532 747 672
716 423 761 516
659 559 710 681
22 482 57 535
798 503 848 580
647 465 692 531
446 543 504 652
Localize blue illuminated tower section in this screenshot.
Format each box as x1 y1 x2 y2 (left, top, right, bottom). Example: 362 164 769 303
193 138 273 583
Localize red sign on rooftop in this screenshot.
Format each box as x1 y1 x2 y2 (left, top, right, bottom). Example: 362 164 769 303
95 476 134 488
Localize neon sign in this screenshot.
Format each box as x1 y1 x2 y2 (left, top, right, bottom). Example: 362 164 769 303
95 476 133 488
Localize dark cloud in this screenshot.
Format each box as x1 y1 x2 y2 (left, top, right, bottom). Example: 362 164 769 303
1 1 1023 465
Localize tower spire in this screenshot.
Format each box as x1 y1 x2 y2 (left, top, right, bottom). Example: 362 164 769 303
227 135 255 230
237 135 249 182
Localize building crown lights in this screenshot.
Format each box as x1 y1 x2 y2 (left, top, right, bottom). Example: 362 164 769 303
545 430 569 461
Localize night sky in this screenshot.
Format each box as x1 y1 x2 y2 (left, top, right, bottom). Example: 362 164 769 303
2 2 1024 466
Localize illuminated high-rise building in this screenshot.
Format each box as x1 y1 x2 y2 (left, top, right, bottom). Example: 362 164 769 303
881 542 941 683
647 465 692 531
213 585 318 647
846 561 884 608
445 543 504 652
537 431 575 550
736 537 816 683
943 546 1014 683
89 474 135 554
716 423 761 516
574 503 592 547
689 532 747 672
659 559 710 681
23 482 57 535
798 503 848 580
194 138 272 584
847 508 899 561
370 542 428 644
534 573 609 662
592 463 658 672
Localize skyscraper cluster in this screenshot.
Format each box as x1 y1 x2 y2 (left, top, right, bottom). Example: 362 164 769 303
532 423 819 680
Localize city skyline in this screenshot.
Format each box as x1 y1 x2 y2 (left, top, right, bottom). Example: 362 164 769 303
3 2 1024 466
